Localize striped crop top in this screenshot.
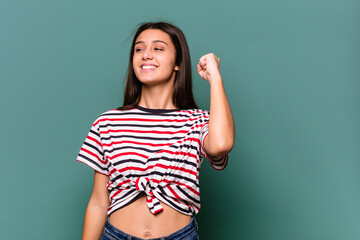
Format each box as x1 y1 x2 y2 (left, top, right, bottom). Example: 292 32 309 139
76 106 228 216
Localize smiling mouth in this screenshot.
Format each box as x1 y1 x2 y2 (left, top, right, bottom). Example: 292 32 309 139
141 65 157 70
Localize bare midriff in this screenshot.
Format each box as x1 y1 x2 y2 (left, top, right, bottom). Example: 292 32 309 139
109 195 192 239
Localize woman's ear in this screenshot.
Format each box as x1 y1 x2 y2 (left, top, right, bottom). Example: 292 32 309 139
174 66 179 71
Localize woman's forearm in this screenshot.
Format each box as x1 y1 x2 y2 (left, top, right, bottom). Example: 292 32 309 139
82 199 108 240
205 75 235 156
82 171 110 240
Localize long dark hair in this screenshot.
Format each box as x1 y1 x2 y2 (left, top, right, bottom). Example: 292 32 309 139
118 22 198 110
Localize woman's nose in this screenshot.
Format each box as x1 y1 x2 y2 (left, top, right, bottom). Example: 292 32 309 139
142 48 153 60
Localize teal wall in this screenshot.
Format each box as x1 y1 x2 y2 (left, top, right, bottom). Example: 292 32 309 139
1 0 359 239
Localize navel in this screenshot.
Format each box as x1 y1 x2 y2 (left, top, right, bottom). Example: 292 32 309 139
144 230 151 238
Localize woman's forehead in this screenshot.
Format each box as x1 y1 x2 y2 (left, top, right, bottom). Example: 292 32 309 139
135 29 172 44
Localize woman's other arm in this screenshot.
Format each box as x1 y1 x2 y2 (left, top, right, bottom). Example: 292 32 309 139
197 53 235 157
82 171 110 240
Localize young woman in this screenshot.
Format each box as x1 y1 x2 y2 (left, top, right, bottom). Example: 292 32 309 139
77 22 235 240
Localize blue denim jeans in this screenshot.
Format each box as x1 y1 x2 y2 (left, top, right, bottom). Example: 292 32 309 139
101 217 199 240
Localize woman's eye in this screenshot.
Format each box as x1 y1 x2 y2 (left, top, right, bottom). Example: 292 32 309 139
135 48 143 52
154 48 163 51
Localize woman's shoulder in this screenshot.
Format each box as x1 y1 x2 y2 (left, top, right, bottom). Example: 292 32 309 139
179 107 208 112
90 107 138 125
99 107 133 116
181 108 210 117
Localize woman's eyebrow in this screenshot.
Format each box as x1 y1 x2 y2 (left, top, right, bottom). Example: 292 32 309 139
153 40 168 45
135 40 168 45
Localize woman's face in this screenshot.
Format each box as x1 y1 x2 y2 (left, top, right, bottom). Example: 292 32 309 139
133 29 179 86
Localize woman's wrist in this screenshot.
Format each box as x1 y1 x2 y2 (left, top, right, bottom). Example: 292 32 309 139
208 74 224 86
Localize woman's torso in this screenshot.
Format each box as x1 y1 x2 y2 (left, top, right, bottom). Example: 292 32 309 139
94 108 207 216
77 108 209 237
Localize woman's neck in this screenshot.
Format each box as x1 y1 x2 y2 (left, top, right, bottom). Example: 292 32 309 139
138 83 176 110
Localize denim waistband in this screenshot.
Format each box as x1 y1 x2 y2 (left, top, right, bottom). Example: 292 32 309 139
101 216 198 240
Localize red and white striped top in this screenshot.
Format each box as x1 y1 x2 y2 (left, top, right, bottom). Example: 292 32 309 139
77 106 228 216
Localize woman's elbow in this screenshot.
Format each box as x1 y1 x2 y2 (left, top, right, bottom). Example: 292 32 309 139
88 197 109 210
207 139 234 157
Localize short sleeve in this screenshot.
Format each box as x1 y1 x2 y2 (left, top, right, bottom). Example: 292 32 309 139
76 119 109 175
199 112 229 171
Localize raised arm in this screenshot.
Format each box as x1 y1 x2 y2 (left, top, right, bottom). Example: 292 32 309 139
197 53 235 157
82 171 110 240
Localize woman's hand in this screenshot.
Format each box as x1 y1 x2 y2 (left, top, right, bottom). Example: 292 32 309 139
197 53 221 83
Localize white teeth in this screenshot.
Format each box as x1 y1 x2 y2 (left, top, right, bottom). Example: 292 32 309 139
142 65 157 69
